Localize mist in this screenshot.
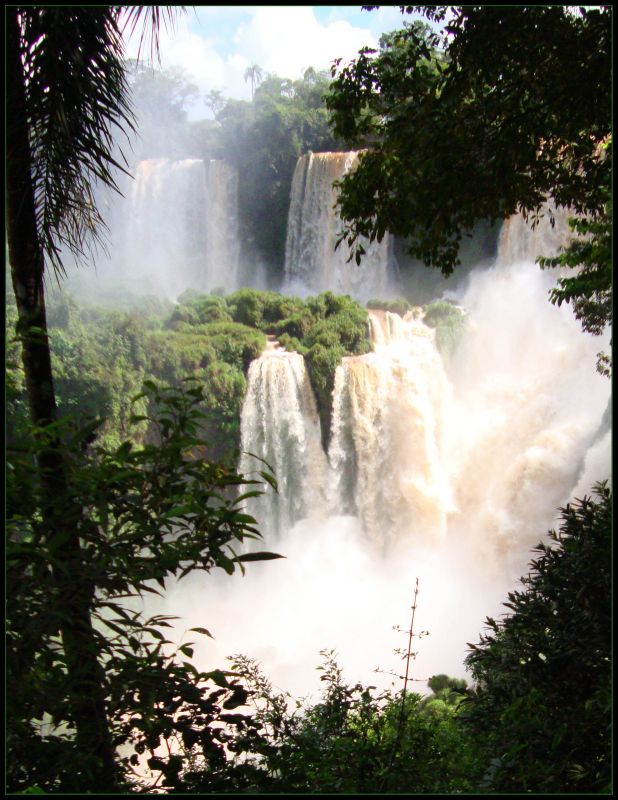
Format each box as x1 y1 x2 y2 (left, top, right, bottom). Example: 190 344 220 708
138 226 609 702
54 52 610 703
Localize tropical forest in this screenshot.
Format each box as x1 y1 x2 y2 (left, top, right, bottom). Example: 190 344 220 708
6 5 611 794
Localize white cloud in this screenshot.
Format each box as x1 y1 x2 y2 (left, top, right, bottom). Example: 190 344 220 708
232 6 378 79
122 6 394 119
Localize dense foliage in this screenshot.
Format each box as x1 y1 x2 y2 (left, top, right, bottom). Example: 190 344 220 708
326 6 611 369
463 483 612 793
213 651 480 794
7 383 282 793
7 288 371 457
327 7 610 272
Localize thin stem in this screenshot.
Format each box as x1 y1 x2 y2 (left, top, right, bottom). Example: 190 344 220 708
380 578 419 791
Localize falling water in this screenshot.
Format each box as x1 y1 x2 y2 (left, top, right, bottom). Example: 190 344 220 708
239 342 328 537
71 158 242 301
204 160 241 293
497 202 574 264
328 311 453 546
284 152 395 300
155 202 610 701
120 158 209 298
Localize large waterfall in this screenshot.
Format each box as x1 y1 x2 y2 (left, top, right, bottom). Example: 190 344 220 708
328 311 453 547
80 158 241 300
204 160 241 294
284 151 396 300
156 202 610 700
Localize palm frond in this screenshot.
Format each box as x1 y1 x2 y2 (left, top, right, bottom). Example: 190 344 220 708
17 7 136 277
16 7 185 280
119 6 184 66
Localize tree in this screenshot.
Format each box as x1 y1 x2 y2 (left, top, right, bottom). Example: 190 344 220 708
463 483 612 793
7 382 280 793
244 63 264 100
125 61 200 158
204 87 226 117
6 9 141 788
326 6 611 353
223 650 478 793
5 7 198 791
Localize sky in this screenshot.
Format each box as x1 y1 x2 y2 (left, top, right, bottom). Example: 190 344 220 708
123 6 414 119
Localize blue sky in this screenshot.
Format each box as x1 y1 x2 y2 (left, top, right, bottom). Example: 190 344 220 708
124 6 414 118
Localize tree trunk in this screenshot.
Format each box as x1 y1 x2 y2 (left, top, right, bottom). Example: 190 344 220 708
6 9 120 791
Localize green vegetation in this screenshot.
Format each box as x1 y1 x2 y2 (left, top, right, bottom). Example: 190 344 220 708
7 11 183 787
464 483 611 793
213 651 479 794
7 383 281 793
422 300 468 357
538 197 612 376
7 288 371 458
367 297 413 316
175 288 371 444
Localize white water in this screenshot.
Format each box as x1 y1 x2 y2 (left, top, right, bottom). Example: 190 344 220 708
148 202 610 702
328 312 454 547
204 159 241 294
239 343 328 537
284 151 396 300
70 157 242 301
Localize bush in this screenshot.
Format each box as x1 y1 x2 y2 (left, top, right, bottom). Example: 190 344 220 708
197 322 266 373
464 483 611 793
422 300 467 356
367 297 412 316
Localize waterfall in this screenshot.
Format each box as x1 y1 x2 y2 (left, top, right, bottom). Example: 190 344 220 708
284 152 395 300
328 311 453 546
158 185 610 703
204 159 241 293
239 343 328 537
121 158 209 298
497 201 574 264
81 157 241 301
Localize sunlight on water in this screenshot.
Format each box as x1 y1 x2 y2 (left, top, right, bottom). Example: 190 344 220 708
143 193 610 700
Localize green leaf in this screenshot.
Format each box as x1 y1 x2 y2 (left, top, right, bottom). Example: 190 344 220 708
217 554 236 575
189 627 214 639
259 471 278 491
204 669 231 688
233 551 285 563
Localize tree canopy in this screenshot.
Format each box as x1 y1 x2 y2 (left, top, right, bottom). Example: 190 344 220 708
325 6 611 363
327 6 610 273
464 483 611 793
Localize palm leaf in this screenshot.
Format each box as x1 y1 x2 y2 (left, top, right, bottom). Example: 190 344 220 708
16 6 183 280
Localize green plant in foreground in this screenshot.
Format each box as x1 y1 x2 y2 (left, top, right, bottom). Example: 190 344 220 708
7 380 281 793
464 483 611 793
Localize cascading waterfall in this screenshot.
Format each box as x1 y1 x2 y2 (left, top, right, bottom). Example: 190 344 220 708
122 158 209 298
239 342 328 537
156 200 610 701
328 310 454 546
204 159 241 293
497 201 574 264
284 152 395 300
82 157 242 300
